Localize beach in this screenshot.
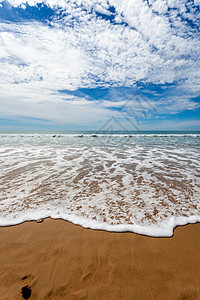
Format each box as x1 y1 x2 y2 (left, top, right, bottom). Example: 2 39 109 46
0 219 200 300
1 0 200 296
0 133 200 299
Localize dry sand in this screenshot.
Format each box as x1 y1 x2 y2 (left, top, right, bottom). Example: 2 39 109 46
0 219 200 300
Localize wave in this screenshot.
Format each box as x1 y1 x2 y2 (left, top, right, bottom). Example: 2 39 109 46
0 144 199 237
0 133 200 138
0 211 200 237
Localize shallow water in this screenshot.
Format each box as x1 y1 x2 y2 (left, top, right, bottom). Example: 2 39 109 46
0 132 200 236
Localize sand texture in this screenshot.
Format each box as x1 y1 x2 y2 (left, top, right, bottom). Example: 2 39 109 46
0 219 200 300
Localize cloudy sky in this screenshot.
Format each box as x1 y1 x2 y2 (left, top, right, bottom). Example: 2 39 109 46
0 0 200 131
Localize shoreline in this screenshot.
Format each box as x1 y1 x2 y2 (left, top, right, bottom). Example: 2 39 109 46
0 218 200 299
0 216 200 237
1 214 200 238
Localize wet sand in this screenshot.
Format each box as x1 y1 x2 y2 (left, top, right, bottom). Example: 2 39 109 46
0 219 200 300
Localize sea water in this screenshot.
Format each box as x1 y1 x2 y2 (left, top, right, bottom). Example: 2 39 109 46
0 131 200 237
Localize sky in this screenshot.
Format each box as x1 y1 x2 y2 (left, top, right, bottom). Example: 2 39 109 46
0 0 200 131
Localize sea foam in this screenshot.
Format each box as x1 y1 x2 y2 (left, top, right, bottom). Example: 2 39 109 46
0 133 199 237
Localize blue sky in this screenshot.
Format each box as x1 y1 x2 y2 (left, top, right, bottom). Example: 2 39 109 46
0 0 200 131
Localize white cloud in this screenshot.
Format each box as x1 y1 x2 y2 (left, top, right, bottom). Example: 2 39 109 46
0 0 200 127
139 118 200 131
0 83 118 126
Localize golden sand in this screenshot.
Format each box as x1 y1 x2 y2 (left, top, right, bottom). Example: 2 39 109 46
0 219 200 299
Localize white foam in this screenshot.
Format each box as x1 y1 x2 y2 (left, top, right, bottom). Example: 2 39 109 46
0 210 200 237
0 134 200 237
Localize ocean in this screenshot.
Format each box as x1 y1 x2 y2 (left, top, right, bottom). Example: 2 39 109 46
0 131 200 237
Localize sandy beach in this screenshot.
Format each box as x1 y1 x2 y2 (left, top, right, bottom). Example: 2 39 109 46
0 219 199 299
